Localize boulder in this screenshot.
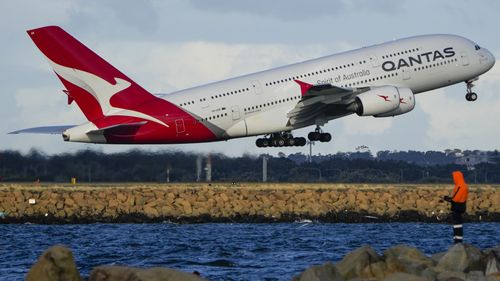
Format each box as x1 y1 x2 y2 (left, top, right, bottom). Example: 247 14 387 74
361 260 387 280
436 270 466 281
25 245 82 281
144 206 160 218
89 266 207 281
466 271 488 281
431 252 446 264
383 244 435 275
383 272 428 281
89 266 139 281
293 262 344 281
436 243 484 273
336 245 381 279
485 251 500 276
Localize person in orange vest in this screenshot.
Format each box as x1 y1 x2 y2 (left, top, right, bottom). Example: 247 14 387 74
443 171 469 244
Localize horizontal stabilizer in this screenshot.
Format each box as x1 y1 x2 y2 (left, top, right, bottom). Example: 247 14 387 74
86 121 147 135
8 125 75 135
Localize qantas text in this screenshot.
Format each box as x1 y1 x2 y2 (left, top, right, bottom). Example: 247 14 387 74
381 47 455 72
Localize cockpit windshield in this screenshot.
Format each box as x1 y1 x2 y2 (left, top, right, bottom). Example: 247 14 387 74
475 44 481 50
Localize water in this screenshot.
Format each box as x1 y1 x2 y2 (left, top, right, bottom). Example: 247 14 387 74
0 223 498 281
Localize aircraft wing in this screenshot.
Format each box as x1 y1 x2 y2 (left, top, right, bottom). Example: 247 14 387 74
287 80 368 127
8 125 75 135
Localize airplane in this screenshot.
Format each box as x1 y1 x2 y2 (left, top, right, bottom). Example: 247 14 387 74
10 26 495 148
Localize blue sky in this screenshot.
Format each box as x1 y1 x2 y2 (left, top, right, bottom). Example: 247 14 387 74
1 0 499 156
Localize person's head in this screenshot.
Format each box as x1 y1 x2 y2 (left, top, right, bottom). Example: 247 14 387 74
452 170 467 187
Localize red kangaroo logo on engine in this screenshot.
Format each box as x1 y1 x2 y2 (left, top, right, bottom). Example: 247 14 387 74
378 95 390 102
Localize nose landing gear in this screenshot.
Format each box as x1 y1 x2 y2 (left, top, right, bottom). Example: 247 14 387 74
465 80 478 102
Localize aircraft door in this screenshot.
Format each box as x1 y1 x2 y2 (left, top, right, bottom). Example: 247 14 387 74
175 119 185 134
368 53 380 67
461 52 470 66
402 67 411 80
231 105 241 120
251 80 263 95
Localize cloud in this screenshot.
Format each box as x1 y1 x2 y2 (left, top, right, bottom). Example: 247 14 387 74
65 0 159 38
13 86 83 126
418 60 500 150
188 0 406 21
340 115 394 136
97 40 337 92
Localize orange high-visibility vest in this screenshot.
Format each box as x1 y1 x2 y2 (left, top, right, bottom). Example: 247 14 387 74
451 171 468 203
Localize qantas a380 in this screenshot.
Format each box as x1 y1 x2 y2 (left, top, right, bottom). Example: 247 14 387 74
11 26 495 148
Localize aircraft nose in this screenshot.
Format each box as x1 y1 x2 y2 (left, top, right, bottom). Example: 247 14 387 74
484 48 496 69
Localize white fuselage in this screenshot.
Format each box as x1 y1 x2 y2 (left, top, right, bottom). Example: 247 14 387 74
163 34 494 140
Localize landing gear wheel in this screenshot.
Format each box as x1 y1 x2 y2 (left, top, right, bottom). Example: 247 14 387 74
262 139 269 147
295 137 307 146
319 133 332 142
465 80 478 102
256 139 263 147
285 138 295 146
256 138 269 147
277 138 285 147
308 132 321 141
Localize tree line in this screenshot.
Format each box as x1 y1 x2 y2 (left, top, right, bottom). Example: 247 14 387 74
0 149 499 183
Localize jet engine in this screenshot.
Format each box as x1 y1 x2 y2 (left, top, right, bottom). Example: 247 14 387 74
347 86 415 117
374 87 415 117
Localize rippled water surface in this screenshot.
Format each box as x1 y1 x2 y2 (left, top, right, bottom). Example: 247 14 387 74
0 223 498 280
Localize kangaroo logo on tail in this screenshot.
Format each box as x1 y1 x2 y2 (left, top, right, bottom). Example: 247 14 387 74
48 58 169 128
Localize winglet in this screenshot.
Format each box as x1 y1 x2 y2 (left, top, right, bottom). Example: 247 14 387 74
294 80 313 96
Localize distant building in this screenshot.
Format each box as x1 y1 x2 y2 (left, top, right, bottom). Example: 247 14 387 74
455 150 491 166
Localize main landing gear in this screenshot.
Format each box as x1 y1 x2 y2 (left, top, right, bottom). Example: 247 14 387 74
307 126 332 142
256 132 307 147
465 80 478 102
255 127 333 148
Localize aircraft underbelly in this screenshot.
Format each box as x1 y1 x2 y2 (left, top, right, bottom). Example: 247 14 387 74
245 108 292 136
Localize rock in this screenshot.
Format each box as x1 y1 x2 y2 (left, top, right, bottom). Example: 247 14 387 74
466 271 488 281
361 260 387 280
485 251 500 276
383 244 435 275
485 246 500 260
383 272 428 281
436 270 466 281
89 266 139 280
420 267 438 281
436 243 484 273
89 266 207 281
116 192 127 203
336 245 381 279
144 206 160 218
431 252 446 264
293 262 344 281
25 245 82 281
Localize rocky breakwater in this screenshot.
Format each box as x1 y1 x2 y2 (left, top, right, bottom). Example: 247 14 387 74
294 243 500 281
25 244 500 281
0 183 498 223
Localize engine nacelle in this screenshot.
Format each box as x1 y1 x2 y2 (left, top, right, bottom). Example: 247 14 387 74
375 87 415 117
348 86 400 116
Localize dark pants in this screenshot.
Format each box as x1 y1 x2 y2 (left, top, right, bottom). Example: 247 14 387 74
451 202 466 244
